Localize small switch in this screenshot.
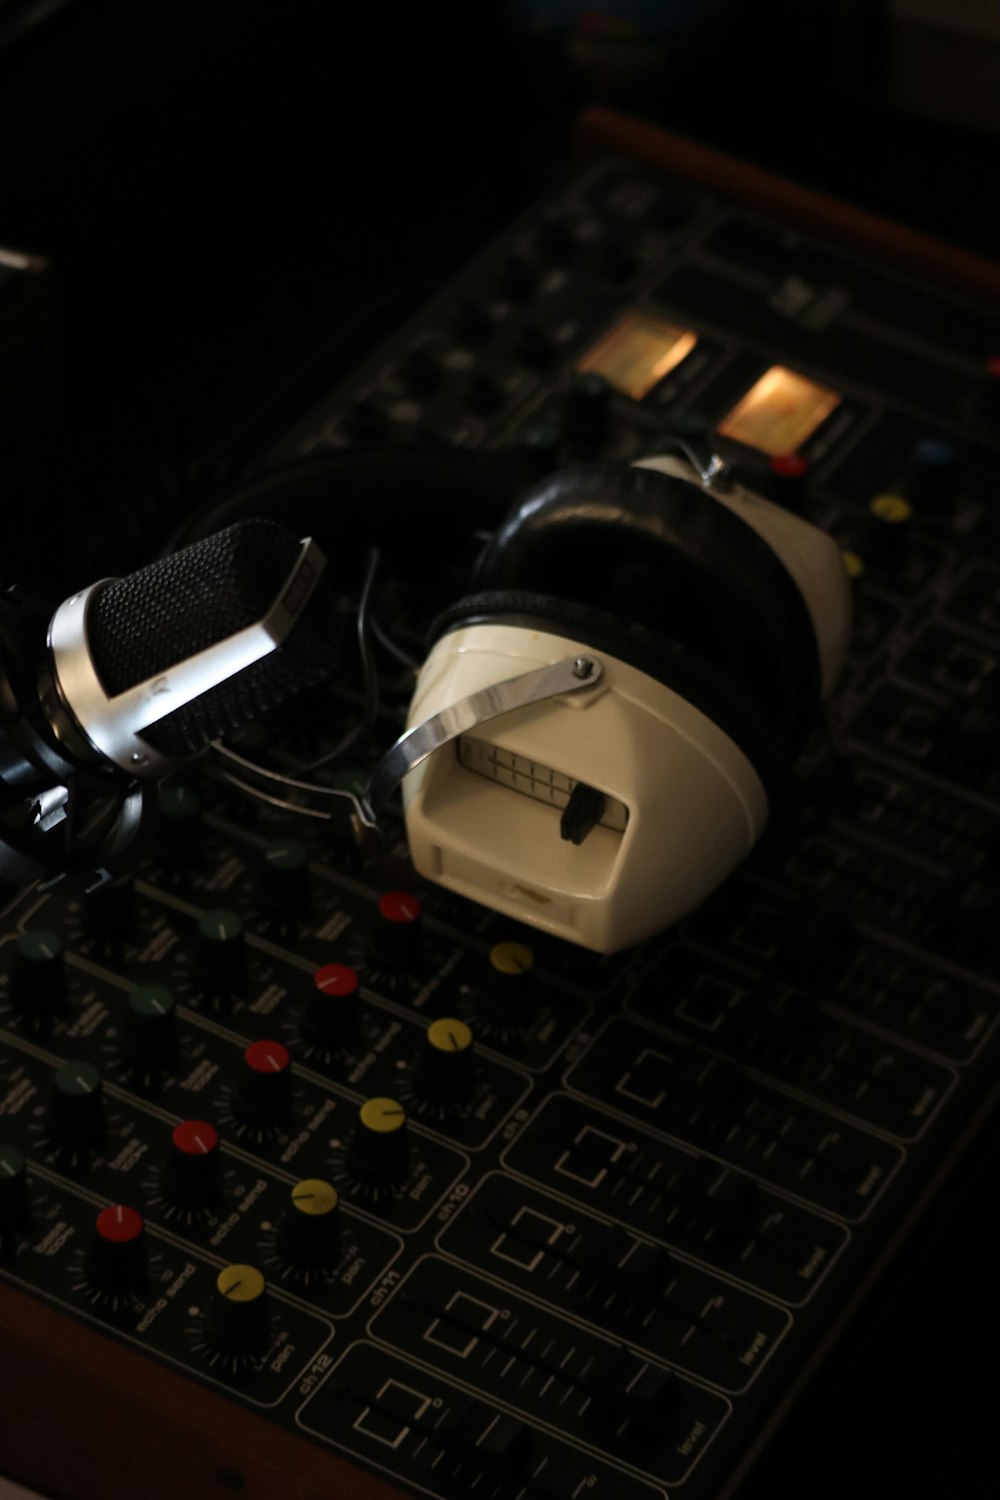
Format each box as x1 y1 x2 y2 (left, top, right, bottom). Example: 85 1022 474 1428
560 782 606 844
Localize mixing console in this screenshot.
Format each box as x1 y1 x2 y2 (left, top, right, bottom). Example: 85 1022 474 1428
3 112 1000 1499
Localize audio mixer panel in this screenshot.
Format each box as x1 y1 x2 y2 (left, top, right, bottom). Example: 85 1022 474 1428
4 117 1000 1499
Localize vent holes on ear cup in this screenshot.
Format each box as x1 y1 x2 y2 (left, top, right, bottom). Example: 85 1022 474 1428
429 590 789 816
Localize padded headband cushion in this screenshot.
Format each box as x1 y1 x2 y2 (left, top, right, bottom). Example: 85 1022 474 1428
163 447 526 588
475 463 821 745
429 589 788 815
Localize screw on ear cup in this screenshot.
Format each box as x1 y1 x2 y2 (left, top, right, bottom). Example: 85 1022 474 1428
428 589 788 817
474 463 822 747
407 587 782 949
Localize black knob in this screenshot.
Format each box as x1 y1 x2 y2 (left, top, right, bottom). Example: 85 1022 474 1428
123 983 178 1065
0 1145 29 1232
234 1040 293 1126
465 372 504 416
347 1097 409 1183
87 1204 147 1291
766 453 809 512
82 878 137 942
599 241 638 283
155 782 203 863
194 908 246 988
163 1119 223 1207
208 1264 271 1355
496 251 539 301
304 963 362 1049
518 418 562 480
906 437 957 517
276 1179 342 1269
369 891 424 967
866 492 912 573
11 928 67 1015
257 838 310 913
566 372 612 456
537 216 576 262
452 299 494 346
518 321 554 369
346 395 389 442
400 346 442 394
414 1017 476 1104
477 941 537 1027
48 1060 104 1146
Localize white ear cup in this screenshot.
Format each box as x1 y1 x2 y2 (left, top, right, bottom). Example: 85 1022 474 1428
394 458 851 952
633 454 852 698
402 621 769 954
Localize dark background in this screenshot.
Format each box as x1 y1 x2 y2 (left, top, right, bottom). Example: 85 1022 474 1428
1 0 998 591
1 3 998 1495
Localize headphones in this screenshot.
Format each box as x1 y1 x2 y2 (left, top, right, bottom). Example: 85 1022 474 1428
163 444 851 953
397 451 851 953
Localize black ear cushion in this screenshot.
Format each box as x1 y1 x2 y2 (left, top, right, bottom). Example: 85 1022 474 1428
475 463 821 746
430 589 787 816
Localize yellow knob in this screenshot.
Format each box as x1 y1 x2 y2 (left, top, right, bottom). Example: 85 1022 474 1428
215 1263 266 1304
350 1098 409 1182
841 549 864 579
419 1017 477 1103
290 1179 339 1218
210 1263 270 1354
489 941 534 976
869 492 912 525
867 492 913 572
426 1017 474 1054
358 1097 407 1135
280 1180 341 1267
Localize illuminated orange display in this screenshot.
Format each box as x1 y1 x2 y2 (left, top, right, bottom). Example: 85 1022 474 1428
716 366 841 456
576 311 697 399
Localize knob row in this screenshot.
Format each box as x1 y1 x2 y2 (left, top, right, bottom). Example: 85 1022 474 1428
12 939 535 1084
2 1153 341 1287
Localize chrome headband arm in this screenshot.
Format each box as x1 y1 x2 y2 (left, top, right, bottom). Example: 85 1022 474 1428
362 653 602 825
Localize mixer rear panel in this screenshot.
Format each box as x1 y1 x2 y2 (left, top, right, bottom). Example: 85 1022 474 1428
3 135 1000 1500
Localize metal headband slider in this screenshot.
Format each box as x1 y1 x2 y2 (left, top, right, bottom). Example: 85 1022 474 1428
362 653 603 823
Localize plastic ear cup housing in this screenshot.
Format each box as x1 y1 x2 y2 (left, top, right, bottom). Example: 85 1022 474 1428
401 596 774 953
398 459 852 953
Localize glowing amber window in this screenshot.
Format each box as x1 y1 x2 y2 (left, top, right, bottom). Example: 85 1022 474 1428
716 366 841 456
576 311 697 399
